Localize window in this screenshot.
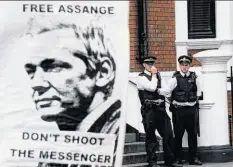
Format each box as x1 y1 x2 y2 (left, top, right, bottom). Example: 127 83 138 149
188 0 216 39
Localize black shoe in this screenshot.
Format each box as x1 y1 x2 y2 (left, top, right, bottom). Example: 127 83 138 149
149 164 161 167
165 160 183 167
174 159 183 165
189 158 202 165
164 164 183 167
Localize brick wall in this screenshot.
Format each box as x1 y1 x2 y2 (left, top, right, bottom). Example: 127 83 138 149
228 92 232 116
129 0 176 72
187 49 204 67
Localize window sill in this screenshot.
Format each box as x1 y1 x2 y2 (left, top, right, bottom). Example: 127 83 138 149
175 39 233 50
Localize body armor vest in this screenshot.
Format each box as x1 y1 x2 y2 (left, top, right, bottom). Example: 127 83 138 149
172 71 197 102
138 72 165 105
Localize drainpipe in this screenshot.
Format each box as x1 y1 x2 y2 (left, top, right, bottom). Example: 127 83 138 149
137 0 149 63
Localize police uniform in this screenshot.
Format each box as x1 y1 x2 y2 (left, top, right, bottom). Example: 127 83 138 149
167 55 202 165
136 57 176 167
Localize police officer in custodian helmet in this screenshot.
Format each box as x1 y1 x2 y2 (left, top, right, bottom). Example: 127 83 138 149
167 55 202 166
136 56 179 167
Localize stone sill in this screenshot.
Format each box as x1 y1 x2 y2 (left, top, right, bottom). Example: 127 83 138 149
199 100 215 109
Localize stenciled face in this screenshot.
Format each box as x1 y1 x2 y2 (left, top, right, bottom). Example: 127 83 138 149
179 62 190 73
24 29 96 115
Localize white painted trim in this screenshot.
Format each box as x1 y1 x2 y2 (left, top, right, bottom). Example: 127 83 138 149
175 0 188 69
174 0 233 74
193 49 231 146
175 1 188 41
199 100 215 109
175 39 233 50
202 70 228 74
216 1 233 40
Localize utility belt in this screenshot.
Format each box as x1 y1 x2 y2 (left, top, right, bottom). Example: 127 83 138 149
141 99 165 120
170 102 200 136
143 99 165 107
169 102 198 112
172 104 196 108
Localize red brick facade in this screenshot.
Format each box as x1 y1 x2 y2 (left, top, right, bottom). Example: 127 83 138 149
129 0 176 72
188 49 203 67
228 92 232 115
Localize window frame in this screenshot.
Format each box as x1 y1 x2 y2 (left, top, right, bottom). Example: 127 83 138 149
188 0 216 39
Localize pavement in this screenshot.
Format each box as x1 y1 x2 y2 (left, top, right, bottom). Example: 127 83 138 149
181 162 233 167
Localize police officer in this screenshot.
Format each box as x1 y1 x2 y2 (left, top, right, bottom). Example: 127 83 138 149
167 55 202 165
136 56 178 167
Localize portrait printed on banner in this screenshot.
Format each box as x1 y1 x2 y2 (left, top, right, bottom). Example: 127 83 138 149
0 16 124 167
23 16 121 134
23 16 121 167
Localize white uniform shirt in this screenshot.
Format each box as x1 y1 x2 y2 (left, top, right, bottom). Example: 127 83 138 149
167 71 201 106
136 70 168 96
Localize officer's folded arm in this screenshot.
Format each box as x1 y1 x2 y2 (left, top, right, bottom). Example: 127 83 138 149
136 74 158 92
158 77 176 96
157 79 170 96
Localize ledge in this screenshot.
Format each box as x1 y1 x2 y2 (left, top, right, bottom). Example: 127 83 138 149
199 100 215 109
201 70 228 74
193 50 233 66
175 39 233 50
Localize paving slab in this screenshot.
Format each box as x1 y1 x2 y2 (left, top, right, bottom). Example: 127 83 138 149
182 162 233 167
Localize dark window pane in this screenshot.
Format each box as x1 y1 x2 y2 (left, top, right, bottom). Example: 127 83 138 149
188 0 216 39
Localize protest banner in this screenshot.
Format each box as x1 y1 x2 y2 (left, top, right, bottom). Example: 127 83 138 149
0 1 129 167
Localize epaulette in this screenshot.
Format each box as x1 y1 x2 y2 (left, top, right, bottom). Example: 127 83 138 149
138 72 152 81
190 71 198 79
138 72 145 76
172 71 180 78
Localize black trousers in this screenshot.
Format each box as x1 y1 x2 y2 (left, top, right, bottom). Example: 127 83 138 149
172 106 198 161
142 105 174 165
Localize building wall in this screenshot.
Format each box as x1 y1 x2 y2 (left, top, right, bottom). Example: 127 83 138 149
129 0 176 72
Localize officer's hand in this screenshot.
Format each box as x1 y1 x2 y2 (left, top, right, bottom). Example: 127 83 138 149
150 66 158 74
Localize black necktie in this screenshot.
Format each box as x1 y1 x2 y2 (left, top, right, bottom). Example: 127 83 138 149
184 74 187 78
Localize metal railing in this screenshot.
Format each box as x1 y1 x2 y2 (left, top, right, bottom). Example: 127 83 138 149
229 66 233 147
229 115 232 147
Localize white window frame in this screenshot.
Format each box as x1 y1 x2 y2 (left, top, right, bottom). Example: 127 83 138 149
175 0 233 76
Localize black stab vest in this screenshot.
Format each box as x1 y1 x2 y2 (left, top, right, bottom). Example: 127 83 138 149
138 72 165 105
171 71 197 103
